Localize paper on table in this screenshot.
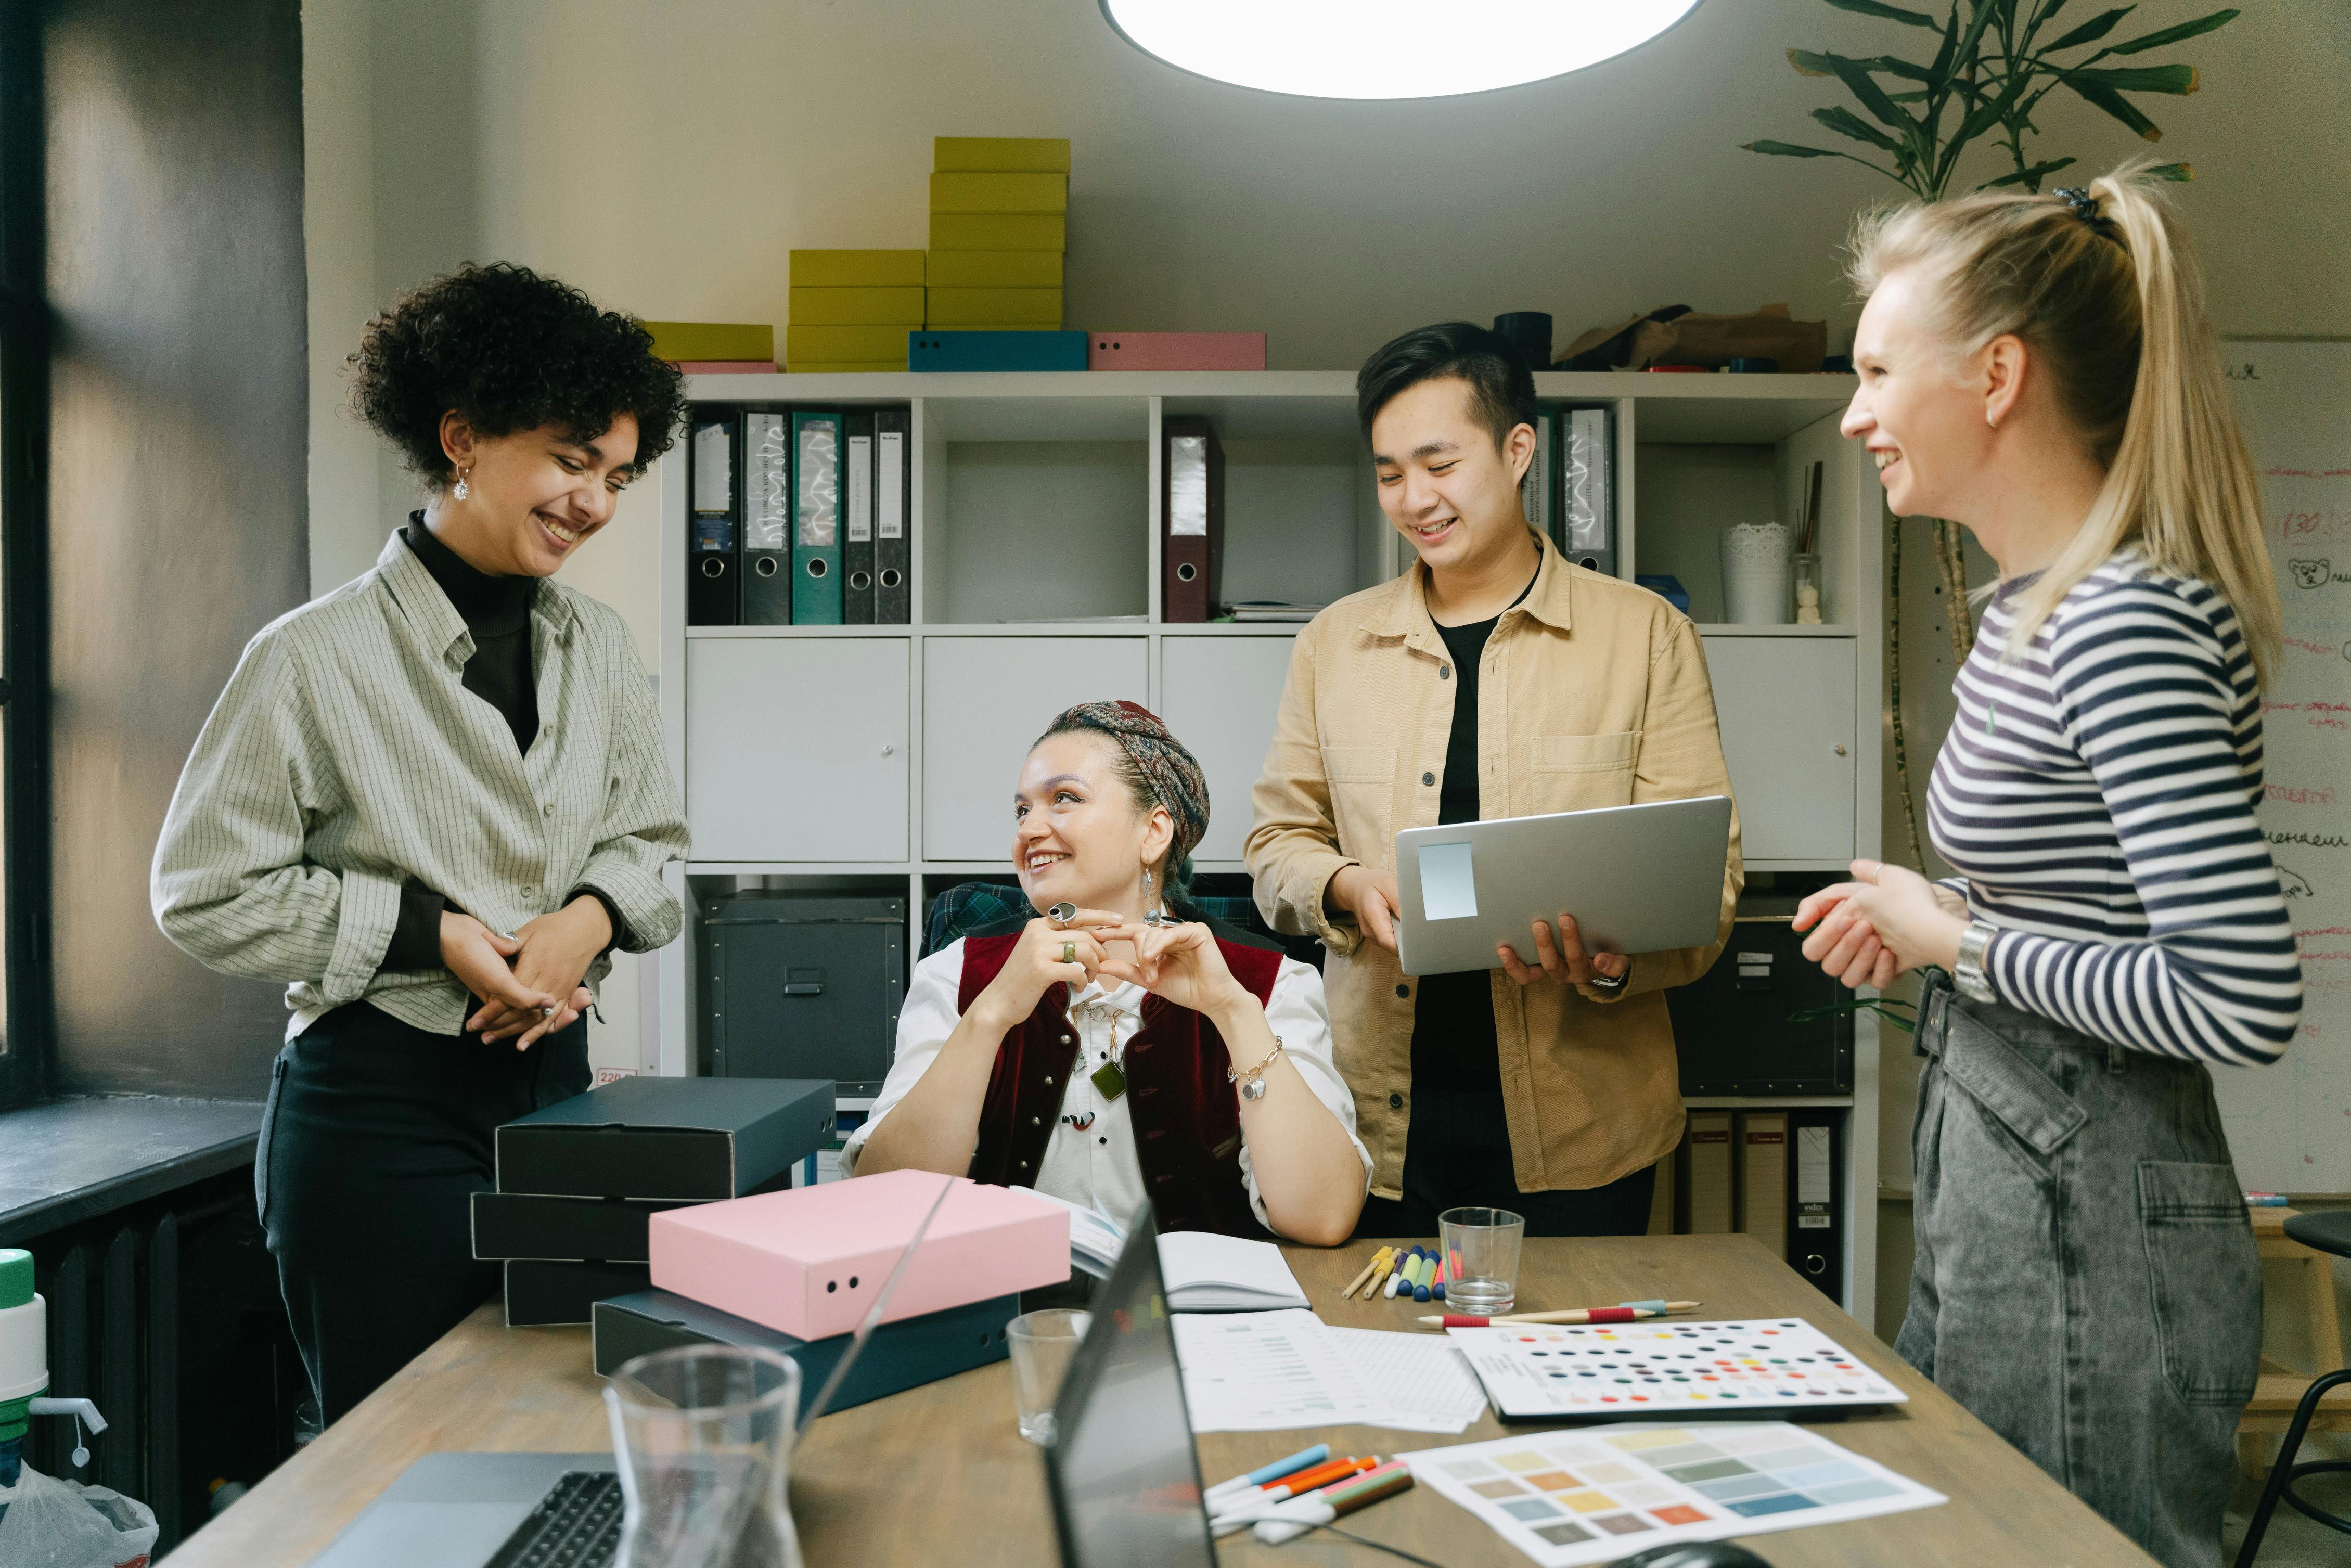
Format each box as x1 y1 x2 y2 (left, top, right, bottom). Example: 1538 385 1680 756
1418 839 1479 921
1173 1310 1399 1432
1327 1328 1487 1433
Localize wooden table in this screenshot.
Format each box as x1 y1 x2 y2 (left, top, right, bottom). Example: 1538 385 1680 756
172 1235 2157 1567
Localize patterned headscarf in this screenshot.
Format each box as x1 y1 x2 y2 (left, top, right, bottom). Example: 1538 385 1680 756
1042 700 1211 870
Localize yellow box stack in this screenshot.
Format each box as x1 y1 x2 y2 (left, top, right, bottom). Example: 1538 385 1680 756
787 249 925 372
926 138 1068 331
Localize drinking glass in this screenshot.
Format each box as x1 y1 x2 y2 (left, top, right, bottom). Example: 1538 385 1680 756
605 1345 803 1568
1006 1309 1090 1445
1440 1207 1526 1317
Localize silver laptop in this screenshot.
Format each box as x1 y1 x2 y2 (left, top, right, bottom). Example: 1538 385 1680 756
305 1453 617 1568
1394 795 1733 977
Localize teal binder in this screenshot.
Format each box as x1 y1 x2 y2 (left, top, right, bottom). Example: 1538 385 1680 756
792 410 844 624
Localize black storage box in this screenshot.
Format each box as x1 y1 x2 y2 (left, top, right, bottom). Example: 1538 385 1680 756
471 1192 709 1263
593 1288 1016 1419
702 895 906 1094
505 1259 652 1328
1668 902 1853 1096
494 1076 836 1200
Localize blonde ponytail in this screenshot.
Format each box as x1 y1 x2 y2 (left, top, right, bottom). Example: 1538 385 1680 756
1848 162 2283 687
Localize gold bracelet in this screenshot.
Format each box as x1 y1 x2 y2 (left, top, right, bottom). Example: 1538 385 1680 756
1227 1036 1286 1101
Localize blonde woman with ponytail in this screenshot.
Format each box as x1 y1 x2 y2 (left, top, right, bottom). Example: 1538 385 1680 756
1792 163 2298 1568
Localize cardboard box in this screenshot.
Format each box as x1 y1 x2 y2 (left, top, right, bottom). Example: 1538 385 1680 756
471 1192 708 1263
1088 332 1266 371
494 1077 834 1201
926 250 1064 289
504 1259 650 1327
933 136 1070 173
926 288 1062 327
640 320 774 363
788 249 926 288
593 1288 1017 1419
789 286 927 326
928 213 1064 252
648 1171 1068 1341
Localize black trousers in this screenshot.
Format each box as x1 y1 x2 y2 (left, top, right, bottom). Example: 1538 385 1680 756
1354 1086 1658 1240
256 998 589 1423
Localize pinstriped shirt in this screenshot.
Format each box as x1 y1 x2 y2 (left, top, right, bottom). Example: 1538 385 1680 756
1929 548 2302 1065
152 530 689 1039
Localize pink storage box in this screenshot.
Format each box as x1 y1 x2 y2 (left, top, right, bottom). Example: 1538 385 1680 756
1089 332 1265 371
647 1171 1069 1341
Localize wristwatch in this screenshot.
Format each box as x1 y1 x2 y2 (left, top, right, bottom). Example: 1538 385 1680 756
1954 919 1999 1004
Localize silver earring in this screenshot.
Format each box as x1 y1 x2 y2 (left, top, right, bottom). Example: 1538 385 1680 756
453 469 471 502
1142 866 1153 899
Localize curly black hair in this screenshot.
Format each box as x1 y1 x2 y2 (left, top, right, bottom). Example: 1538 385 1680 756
347 262 687 486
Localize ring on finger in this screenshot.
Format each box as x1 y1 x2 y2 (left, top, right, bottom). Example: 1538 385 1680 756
1046 901 1076 927
1062 941 1077 963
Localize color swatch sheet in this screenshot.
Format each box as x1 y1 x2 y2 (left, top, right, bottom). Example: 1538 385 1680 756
1449 1318 1906 1418
1397 1423 1944 1565
1172 1311 1485 1433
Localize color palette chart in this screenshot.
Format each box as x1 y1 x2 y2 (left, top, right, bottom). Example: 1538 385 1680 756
1397 1423 1944 1565
1448 1318 1906 1418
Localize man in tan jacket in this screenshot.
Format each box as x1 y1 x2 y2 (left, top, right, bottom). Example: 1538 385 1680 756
1247 322 1740 1236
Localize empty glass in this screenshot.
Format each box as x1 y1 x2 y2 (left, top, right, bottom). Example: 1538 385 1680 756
604 1345 803 1568
1440 1207 1526 1317
1007 1309 1091 1445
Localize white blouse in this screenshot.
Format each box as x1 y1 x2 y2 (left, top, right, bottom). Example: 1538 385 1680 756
841 939 1371 1234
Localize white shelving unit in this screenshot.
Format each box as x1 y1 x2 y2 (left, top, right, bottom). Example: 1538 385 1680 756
654 368 1887 1322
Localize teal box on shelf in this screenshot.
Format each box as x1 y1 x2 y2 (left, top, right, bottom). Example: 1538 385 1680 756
591 1287 1018 1419
909 329 1087 372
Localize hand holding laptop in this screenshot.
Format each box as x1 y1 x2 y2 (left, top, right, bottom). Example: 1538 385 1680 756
1495 912 1628 989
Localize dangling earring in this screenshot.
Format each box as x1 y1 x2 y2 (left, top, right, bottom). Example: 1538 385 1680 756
1142 865 1154 905
453 467 471 502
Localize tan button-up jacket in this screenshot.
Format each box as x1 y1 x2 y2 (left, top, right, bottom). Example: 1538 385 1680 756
1245 540 1741 1197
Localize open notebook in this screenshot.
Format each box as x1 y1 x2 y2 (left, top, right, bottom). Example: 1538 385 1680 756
1022 1189 1309 1312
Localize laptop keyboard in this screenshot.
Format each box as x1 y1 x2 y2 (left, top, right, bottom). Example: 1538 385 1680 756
483 1471 623 1568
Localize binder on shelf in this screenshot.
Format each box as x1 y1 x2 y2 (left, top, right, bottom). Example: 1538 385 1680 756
925 287 1062 327
1088 332 1265 372
928 170 1068 214
1646 1150 1676 1237
1562 406 1616 576
788 249 926 288
1789 1110 1845 1301
929 212 1065 253
1161 415 1225 623
788 286 927 326
909 330 1087 372
791 410 845 625
1522 410 1551 539
928 250 1063 289
933 136 1071 173
1736 1112 1789 1262
740 410 792 625
1677 1110 1735 1235
874 407 912 624
842 411 876 625
687 414 739 626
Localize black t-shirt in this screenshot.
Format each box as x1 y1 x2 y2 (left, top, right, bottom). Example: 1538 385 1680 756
1408 569 1537 1093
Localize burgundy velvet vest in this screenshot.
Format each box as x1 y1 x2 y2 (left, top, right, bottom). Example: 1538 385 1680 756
959 931 1284 1239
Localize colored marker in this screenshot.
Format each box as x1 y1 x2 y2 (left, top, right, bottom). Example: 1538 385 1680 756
1411 1251 1432 1301
1258 1455 1377 1501
1254 1461 1416 1544
1432 1257 1446 1302
1204 1443 1327 1503
1384 1248 1419 1298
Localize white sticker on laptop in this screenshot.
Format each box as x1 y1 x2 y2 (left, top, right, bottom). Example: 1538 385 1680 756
1418 840 1478 921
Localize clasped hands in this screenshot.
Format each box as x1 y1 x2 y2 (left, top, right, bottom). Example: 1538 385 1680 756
438 896 612 1050
1325 865 1629 988
1791 858 1970 989
978 909 1251 1025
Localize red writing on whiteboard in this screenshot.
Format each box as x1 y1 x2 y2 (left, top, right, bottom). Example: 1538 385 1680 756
2268 783 2340 805
2280 510 2351 542
2267 466 2351 478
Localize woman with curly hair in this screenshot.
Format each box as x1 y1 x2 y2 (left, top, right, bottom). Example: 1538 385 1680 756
151 263 692 1422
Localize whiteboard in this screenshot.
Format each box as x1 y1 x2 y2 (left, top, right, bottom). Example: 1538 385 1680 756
2214 341 2351 1193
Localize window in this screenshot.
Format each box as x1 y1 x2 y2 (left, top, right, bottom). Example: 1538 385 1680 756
0 6 49 1111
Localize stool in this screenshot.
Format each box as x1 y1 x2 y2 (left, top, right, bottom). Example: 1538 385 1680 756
2234 1208 2351 1566
2237 1207 2351 1479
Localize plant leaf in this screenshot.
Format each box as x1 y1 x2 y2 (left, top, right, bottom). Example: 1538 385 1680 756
1888 89 1930 101
1977 155 2076 189
1937 68 2034 187
1826 50 1922 132
1742 140 1842 158
2063 62 2198 93
1813 105 1911 151
1822 0 1941 27
2108 8 2238 53
2043 5 2132 50
1788 46 1834 78
2062 75 2162 138
2146 160 2195 180
1863 54 1940 83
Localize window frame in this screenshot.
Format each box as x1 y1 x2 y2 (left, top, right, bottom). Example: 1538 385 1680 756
0 3 52 1113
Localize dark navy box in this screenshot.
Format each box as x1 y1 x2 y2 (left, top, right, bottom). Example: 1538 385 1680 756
592 1287 1017 1420
505 1259 652 1328
471 1192 708 1263
494 1076 835 1201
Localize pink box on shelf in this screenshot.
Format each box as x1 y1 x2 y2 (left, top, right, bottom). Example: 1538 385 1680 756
647 1171 1069 1341
1088 332 1265 371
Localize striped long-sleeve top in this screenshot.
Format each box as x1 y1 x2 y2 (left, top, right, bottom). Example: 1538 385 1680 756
1926 547 2302 1066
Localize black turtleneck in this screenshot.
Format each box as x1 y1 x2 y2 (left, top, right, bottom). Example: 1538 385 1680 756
381 517 626 976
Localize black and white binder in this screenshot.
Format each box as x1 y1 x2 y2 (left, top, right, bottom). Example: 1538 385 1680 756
740 410 791 625
687 414 740 625
873 406 911 624
842 410 877 625
1788 1108 1844 1302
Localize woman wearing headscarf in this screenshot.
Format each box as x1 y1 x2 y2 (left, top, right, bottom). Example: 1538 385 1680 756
847 701 1369 1245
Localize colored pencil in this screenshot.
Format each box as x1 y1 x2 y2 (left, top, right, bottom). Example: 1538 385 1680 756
1341 1248 1390 1300
1418 1301 1702 1328
1204 1443 1327 1502
1252 1460 1416 1544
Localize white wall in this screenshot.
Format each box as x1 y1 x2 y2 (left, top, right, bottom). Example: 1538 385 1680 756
301 0 2351 1081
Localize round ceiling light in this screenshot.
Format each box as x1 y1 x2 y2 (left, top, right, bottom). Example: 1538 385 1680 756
1099 0 1703 101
